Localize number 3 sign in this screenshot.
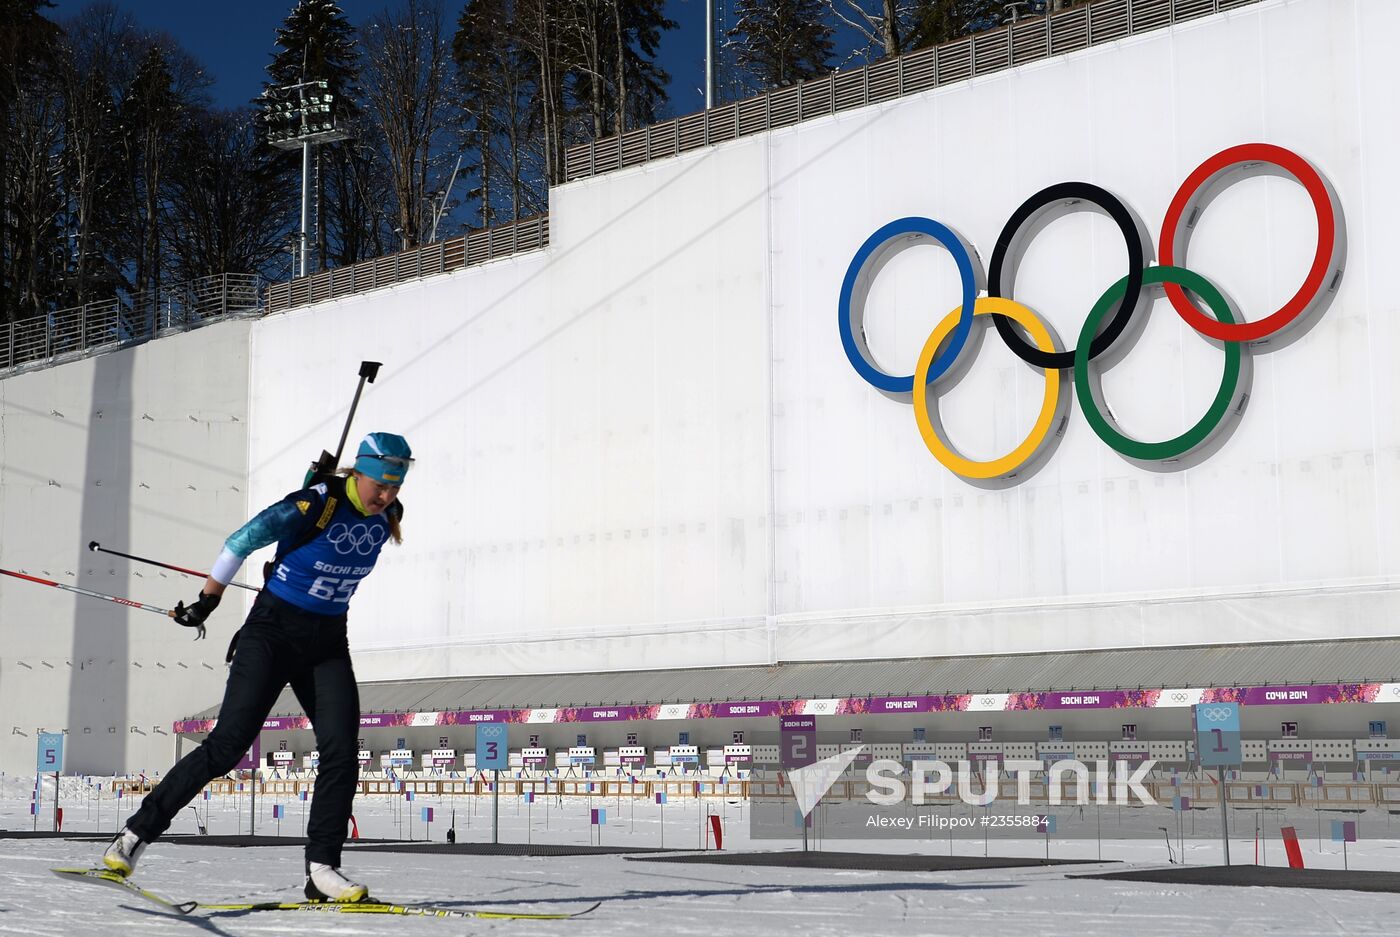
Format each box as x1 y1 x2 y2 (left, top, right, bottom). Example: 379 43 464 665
475 723 508 771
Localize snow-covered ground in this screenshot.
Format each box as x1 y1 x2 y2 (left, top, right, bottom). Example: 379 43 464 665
2 773 1397 935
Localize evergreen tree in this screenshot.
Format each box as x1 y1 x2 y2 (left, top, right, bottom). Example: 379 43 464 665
905 0 1003 51
266 0 380 270
728 0 833 93
120 43 181 296
612 0 672 132
560 1 672 139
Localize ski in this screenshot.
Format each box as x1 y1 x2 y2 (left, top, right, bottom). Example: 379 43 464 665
195 899 603 920
51 868 198 914
53 867 602 920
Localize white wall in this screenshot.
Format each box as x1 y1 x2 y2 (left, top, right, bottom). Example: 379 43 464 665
244 0 1400 681
0 323 252 775
766 0 1400 659
7 1 1394 778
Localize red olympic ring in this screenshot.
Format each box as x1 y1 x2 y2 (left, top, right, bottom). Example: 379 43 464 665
1159 142 1340 342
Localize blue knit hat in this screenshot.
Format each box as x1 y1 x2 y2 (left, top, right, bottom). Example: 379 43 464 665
354 432 413 485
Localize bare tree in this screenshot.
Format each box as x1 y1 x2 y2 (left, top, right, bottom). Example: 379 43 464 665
519 0 570 190
4 1 303 324
7 73 63 319
359 0 454 249
1 0 61 321
827 1 1017 67
454 0 545 225
54 4 140 305
825 0 909 61
165 108 294 281
559 1 670 139
514 0 671 190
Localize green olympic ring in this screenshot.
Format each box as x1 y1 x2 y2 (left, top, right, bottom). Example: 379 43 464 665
1074 266 1248 463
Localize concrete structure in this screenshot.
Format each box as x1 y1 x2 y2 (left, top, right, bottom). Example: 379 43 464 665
4 0 1399 775
0 324 252 773
251 0 1400 676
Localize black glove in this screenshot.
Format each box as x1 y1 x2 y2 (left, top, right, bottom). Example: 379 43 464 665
173 591 220 640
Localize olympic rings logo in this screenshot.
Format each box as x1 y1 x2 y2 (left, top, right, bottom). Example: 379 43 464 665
839 144 1346 484
1199 707 1235 723
326 522 387 556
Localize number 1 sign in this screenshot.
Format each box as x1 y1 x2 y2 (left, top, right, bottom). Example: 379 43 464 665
1193 701 1241 866
1192 703 1241 767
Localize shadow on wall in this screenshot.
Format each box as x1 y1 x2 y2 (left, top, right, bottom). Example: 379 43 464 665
67 352 132 774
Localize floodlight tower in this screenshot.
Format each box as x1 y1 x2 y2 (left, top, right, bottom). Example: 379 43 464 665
261 80 350 278
705 0 714 109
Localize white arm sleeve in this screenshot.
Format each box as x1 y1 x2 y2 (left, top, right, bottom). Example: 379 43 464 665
209 548 246 587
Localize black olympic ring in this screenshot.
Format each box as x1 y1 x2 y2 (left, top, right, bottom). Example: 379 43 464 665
327 522 387 556
988 181 1153 370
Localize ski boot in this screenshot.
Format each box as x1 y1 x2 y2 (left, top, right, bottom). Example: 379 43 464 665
102 828 148 877
305 861 369 903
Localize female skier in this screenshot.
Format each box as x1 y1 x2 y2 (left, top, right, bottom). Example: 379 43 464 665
102 432 412 903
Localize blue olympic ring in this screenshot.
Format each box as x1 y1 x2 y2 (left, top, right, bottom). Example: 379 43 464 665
837 216 981 393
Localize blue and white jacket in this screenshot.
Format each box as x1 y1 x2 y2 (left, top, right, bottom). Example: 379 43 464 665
211 477 403 615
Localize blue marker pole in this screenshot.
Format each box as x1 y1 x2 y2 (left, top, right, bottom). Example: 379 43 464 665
37 733 64 833
476 724 508 846
1194 702 1241 866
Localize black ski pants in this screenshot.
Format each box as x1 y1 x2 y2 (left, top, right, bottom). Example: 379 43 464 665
126 591 361 867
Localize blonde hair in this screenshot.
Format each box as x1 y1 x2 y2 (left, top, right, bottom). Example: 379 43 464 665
341 468 403 544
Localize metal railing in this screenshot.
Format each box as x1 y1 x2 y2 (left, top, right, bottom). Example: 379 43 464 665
0 273 263 377
228 0 1265 317
265 214 551 315
564 0 1261 182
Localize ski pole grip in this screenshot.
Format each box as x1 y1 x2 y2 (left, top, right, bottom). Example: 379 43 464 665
359 361 382 382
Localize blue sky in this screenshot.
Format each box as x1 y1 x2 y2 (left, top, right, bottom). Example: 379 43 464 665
44 0 712 118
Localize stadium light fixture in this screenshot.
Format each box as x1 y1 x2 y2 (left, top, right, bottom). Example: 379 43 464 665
261 79 352 278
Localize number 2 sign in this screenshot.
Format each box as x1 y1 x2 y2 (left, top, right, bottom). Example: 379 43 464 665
780 716 817 770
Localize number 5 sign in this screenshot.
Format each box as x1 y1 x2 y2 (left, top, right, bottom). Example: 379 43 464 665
475 723 508 771
1192 702 1241 767
37 732 65 773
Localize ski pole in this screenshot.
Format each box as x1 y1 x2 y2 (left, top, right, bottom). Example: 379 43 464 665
88 540 259 593
307 360 382 483
1 567 176 617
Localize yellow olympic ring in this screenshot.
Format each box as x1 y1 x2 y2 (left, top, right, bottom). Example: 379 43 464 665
912 297 1066 482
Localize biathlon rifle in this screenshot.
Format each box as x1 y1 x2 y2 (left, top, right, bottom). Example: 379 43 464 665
305 361 381 487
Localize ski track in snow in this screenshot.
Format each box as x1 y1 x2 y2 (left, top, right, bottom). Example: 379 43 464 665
2 774 1397 935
